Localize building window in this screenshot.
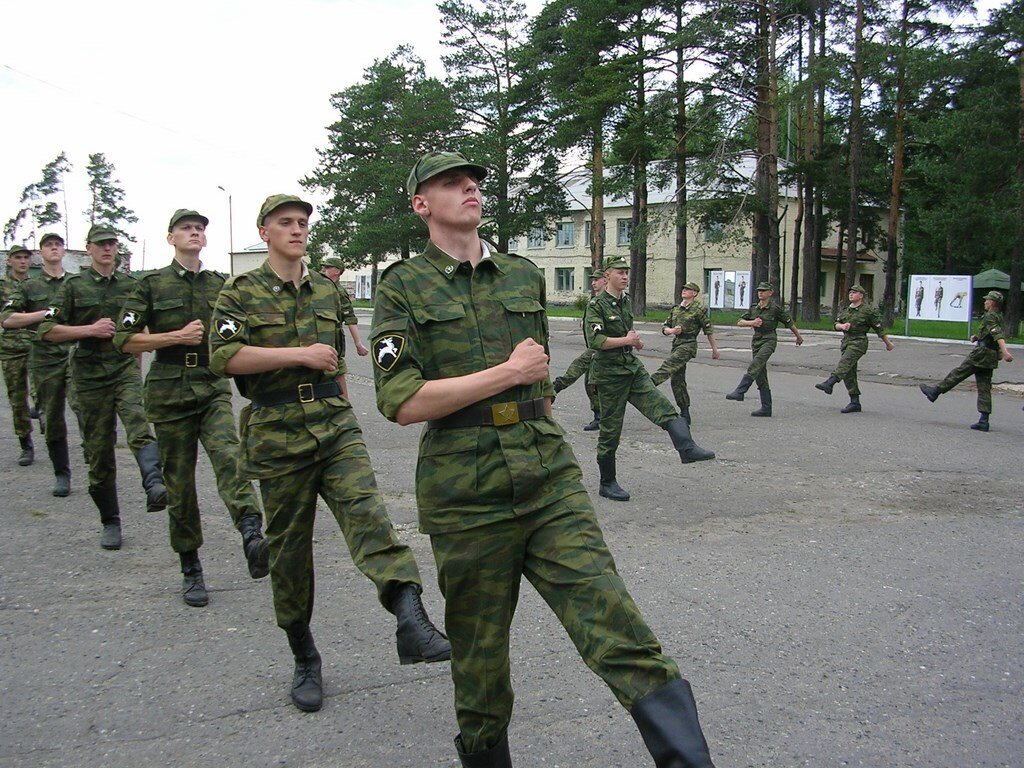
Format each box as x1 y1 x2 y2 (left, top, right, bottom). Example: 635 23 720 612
508 237 519 251
527 227 545 249
555 221 575 248
616 219 634 246
555 267 575 292
585 221 606 248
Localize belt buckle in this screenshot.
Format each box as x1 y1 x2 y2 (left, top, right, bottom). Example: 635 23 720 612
184 352 199 368
298 383 315 403
491 401 520 427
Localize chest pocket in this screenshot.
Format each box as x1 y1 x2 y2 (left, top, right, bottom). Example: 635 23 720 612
249 311 288 347
152 297 185 332
313 304 340 348
500 296 545 346
411 301 469 376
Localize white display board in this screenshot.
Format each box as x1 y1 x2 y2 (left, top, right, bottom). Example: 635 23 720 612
734 271 751 309
907 274 971 322
708 270 725 309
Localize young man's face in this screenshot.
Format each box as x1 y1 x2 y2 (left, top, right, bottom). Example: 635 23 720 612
605 267 629 293
757 288 772 303
681 287 698 302
40 239 65 266
591 276 607 293
7 252 31 277
320 266 341 282
412 169 482 231
848 289 862 305
260 205 309 261
167 218 207 254
86 239 119 270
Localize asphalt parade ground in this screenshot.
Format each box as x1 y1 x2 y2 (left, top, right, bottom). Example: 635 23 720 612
1 316 1021 767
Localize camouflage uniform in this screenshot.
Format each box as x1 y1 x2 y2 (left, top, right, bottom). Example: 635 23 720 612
740 301 792 390
650 301 715 413
336 283 358 356
372 241 683 753
829 302 886 397
209 259 422 631
553 348 599 412
114 261 264 556
934 310 1005 414
0 276 33 441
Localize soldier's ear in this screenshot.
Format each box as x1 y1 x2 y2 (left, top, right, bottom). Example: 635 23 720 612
259 225 270 244
411 194 430 218
166 232 175 246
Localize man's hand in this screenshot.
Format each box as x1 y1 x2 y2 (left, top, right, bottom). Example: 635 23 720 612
1004 351 1014 363
670 325 683 336
90 318 116 338
506 338 549 385
711 349 720 360
795 335 804 346
356 342 370 357
885 340 895 352
751 317 763 327
176 319 205 346
300 343 339 371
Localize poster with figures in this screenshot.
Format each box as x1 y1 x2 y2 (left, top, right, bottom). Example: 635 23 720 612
733 271 751 309
908 275 971 322
709 270 725 309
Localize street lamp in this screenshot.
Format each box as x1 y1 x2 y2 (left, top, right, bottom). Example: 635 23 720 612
217 185 234 271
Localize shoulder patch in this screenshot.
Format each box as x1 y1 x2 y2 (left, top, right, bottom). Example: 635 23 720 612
216 316 242 340
373 334 405 372
120 310 140 329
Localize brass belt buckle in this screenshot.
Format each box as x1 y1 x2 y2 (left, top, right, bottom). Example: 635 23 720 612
184 352 199 368
491 401 520 426
298 383 315 403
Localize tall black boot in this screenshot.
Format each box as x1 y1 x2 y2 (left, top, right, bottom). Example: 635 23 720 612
179 550 209 607
665 418 715 463
841 394 862 414
970 412 990 432
237 514 270 579
455 731 513 768
919 383 940 402
597 454 630 501
285 623 323 712
18 436 34 466
133 442 168 513
389 583 451 664
751 388 772 417
47 439 71 497
725 374 754 401
680 406 691 426
90 484 122 550
583 410 601 431
815 374 840 395
630 679 716 768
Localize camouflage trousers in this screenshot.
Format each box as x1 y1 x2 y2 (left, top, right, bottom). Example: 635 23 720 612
153 393 262 554
937 358 994 414
75 367 156 493
554 349 598 412
594 361 678 458
29 357 78 444
430 490 681 753
746 335 778 390
257 413 422 630
831 337 869 397
650 341 697 411
1 354 32 439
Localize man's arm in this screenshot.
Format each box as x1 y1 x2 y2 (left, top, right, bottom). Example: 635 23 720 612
2 309 47 329
346 324 369 356
120 322 206 354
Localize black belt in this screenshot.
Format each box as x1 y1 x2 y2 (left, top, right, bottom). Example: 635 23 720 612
677 336 698 343
427 398 547 429
251 381 341 409
844 334 867 340
155 346 209 367
77 339 114 351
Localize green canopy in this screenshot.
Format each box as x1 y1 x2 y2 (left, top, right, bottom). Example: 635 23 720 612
973 268 1023 291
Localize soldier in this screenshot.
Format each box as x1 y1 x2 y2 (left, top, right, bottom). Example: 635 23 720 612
919 290 1014 431
725 281 804 417
112 209 270 607
209 194 449 713
1 234 77 494
814 285 894 413
38 224 168 550
584 256 714 502
650 281 720 424
552 269 605 431
1 244 35 465
373 151 717 767
318 256 370 357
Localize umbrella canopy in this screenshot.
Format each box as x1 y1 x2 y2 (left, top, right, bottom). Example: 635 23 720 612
973 268 1010 289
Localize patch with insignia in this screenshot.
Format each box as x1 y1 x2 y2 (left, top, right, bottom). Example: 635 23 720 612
591 323 603 333
44 306 58 319
2 300 12 310
216 317 242 340
373 335 405 372
121 310 138 328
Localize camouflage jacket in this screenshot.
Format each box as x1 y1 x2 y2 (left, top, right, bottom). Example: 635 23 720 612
662 301 714 348
0 271 74 368
113 260 232 422
969 311 1005 369
36 266 137 390
337 284 358 325
835 302 885 339
741 301 792 337
583 290 645 375
371 241 575 535
0 277 34 360
209 259 349 479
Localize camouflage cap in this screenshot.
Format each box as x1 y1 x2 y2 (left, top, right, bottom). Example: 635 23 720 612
7 244 31 257
983 290 1004 304
320 256 344 269
168 208 209 231
849 284 866 295
756 281 773 291
590 270 606 280
39 232 64 246
407 151 488 199
683 281 700 293
257 194 313 227
86 224 119 244
604 256 630 271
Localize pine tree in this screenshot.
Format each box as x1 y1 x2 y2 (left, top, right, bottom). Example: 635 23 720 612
84 152 138 257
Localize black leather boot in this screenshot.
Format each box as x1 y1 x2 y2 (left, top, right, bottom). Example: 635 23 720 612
18 436 34 466
237 514 270 579
815 374 840 395
597 455 630 501
583 410 601 431
751 389 772 417
90 484 122 550
970 412 990 432
390 583 451 664
133 443 168 513
919 383 940 402
725 374 754 401
455 731 513 768
665 418 715 463
631 679 716 768
285 623 323 712
680 406 691 425
179 550 209 607
841 395 862 414
47 439 71 497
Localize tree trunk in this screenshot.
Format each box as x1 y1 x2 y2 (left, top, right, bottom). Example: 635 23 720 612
630 24 648 317
751 0 770 285
1005 51 1024 336
884 0 910 326
766 0 782 295
591 124 606 274
844 0 866 295
832 222 846 318
790 175 803 318
801 2 821 322
673 0 688 298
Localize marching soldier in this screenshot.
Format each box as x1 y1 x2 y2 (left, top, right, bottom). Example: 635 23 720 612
372 151 717 767
318 256 370 357
209 194 449 712
0 244 35 465
919 290 1014 431
650 281 720 424
552 269 605 431
38 224 168 550
113 209 270 607
815 285 894 413
725 281 804 417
